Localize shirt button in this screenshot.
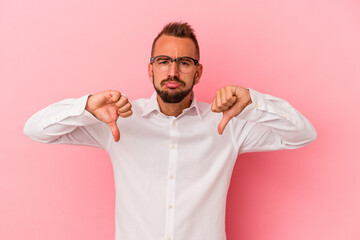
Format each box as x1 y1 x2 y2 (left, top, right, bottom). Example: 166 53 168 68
170 175 175 179
168 205 173 209
172 121 176 127
171 145 176 150
168 237 172 240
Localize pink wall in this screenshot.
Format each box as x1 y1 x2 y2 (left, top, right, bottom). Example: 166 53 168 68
1 0 359 239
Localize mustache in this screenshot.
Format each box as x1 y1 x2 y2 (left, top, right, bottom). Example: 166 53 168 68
160 76 186 87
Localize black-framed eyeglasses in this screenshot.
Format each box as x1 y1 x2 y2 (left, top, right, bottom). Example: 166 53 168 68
150 55 199 74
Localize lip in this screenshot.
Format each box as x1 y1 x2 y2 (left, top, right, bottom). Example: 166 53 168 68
165 82 181 88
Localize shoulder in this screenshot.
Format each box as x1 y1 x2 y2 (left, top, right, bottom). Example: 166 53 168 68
130 97 148 109
196 100 211 114
127 96 154 118
195 100 219 121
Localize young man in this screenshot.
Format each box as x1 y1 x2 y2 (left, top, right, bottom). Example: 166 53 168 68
24 22 317 240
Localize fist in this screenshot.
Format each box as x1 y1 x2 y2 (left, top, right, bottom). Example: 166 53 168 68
86 90 132 142
211 86 252 135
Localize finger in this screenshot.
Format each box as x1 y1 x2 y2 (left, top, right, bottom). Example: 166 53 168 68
216 90 228 111
211 96 218 112
225 86 237 105
218 114 232 135
106 91 121 103
119 109 133 118
220 88 227 105
107 121 120 142
216 90 226 111
220 88 233 109
115 95 129 108
118 102 132 113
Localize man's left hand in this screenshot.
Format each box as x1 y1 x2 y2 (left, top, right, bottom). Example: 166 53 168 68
211 86 252 135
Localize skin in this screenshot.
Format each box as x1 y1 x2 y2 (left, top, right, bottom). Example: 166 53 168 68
148 35 203 116
85 34 252 142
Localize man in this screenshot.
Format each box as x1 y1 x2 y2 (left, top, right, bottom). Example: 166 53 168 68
24 22 317 240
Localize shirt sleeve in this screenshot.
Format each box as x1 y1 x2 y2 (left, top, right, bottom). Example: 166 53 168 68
23 95 111 150
230 89 317 154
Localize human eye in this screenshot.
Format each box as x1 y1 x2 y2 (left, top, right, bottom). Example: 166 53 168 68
156 58 170 65
179 58 192 66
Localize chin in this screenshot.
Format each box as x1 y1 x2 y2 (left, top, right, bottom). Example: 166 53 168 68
156 88 192 104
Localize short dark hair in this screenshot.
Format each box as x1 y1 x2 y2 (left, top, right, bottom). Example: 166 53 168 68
151 22 200 59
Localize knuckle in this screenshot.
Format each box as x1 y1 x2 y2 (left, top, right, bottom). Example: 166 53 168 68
225 96 232 102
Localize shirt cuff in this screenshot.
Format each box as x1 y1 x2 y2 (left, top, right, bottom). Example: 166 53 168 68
236 88 304 129
76 94 101 125
236 88 265 122
40 94 100 130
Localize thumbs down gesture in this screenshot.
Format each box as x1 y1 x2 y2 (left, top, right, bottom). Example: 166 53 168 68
211 86 252 135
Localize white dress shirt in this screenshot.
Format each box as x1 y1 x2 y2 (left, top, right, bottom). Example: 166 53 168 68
24 89 317 240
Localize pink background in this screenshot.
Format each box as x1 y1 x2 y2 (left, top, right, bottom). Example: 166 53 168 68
1 0 359 239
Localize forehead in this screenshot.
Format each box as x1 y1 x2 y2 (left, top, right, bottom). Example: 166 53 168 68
153 35 197 58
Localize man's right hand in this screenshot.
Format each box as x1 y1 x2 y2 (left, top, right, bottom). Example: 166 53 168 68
85 90 132 142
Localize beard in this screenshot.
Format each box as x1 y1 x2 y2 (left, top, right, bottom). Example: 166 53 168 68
153 74 195 103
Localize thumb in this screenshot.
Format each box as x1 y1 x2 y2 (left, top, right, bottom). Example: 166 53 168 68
107 121 120 142
218 114 233 135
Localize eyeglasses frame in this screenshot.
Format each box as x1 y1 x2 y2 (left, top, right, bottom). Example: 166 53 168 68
150 55 199 73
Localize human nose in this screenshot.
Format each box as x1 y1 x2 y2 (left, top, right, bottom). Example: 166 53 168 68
167 61 180 77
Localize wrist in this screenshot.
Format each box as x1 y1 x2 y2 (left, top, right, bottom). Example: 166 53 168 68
85 95 93 112
245 89 252 106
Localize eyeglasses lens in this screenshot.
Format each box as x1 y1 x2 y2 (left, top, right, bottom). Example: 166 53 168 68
154 57 195 73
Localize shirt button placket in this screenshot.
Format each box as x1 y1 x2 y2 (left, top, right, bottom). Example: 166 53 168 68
165 119 178 239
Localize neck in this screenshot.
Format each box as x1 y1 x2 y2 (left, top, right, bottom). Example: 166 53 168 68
157 93 192 117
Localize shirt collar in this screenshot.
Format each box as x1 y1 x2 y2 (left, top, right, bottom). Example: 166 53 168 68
141 91 202 120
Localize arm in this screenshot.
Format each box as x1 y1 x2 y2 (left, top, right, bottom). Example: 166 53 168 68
211 86 317 154
23 91 132 149
231 89 317 153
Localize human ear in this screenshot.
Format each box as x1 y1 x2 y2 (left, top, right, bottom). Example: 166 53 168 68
148 63 153 82
194 64 203 85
